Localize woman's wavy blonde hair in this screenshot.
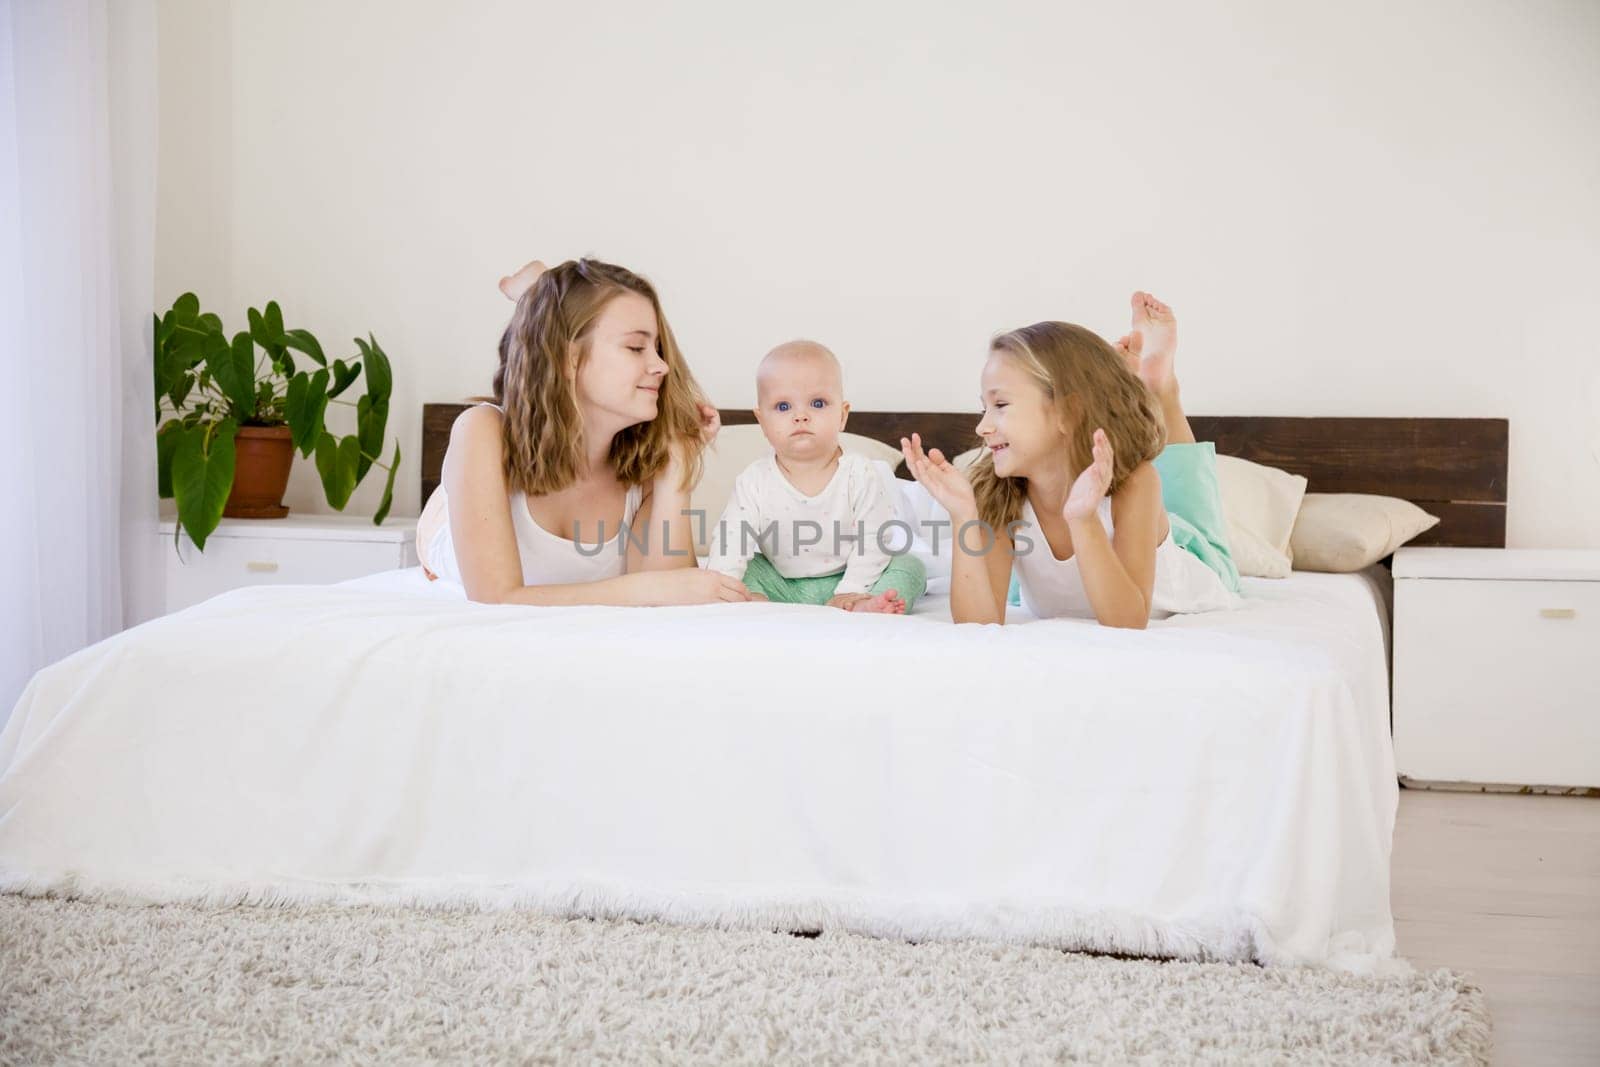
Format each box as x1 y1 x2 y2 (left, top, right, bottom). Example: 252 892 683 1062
970 321 1166 533
488 258 706 496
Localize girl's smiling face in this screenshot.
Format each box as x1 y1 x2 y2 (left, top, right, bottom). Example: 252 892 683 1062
976 348 1066 479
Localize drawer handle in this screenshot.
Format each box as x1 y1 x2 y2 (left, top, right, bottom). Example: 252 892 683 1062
245 561 280 574
1539 607 1576 620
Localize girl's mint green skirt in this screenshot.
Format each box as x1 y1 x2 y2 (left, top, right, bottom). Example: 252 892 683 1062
1008 441 1239 605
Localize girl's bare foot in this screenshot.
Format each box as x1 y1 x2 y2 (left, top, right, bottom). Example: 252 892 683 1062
1130 291 1178 398
1114 331 1142 377
499 259 548 301
849 589 907 614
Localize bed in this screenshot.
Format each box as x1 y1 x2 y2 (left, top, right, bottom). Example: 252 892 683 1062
0 409 1508 972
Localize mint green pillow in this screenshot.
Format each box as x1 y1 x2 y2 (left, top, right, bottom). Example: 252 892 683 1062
1152 442 1240 593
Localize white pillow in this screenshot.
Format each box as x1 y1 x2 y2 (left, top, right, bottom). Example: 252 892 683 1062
1214 455 1308 578
688 424 904 554
951 447 985 472
1289 494 1440 572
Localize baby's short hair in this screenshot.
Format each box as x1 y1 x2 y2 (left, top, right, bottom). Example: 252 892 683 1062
756 339 843 396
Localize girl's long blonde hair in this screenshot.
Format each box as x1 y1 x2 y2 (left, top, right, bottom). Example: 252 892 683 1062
490 258 706 496
970 321 1166 532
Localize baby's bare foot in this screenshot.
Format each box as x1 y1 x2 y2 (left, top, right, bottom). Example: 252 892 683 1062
1130 291 1178 397
849 590 906 614
499 259 548 301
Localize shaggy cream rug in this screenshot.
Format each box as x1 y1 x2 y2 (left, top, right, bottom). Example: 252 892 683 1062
0 895 1489 1064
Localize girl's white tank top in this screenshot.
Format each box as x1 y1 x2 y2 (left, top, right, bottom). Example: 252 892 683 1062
1012 497 1236 620
417 403 644 589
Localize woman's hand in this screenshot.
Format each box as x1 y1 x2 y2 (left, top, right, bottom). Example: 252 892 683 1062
635 568 754 605
694 400 721 447
657 401 720 489
1064 428 1114 523
900 432 978 520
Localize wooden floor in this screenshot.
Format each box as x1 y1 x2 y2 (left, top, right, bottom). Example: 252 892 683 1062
1392 788 1600 1066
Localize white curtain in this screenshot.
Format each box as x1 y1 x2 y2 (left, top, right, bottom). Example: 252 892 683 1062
0 0 160 725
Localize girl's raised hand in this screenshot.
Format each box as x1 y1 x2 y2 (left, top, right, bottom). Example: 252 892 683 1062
900 432 977 519
1064 428 1114 523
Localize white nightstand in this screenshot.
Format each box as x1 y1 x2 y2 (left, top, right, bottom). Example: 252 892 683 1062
1392 547 1600 792
157 513 419 614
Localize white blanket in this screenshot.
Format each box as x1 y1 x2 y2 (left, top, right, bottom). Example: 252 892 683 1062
0 567 1398 970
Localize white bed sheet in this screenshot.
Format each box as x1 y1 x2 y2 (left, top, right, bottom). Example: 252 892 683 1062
0 566 1398 970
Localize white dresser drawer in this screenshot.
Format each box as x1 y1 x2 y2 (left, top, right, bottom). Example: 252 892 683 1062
1393 576 1600 788
159 515 419 614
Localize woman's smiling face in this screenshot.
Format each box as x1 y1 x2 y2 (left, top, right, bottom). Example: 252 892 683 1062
975 348 1064 479
571 290 668 428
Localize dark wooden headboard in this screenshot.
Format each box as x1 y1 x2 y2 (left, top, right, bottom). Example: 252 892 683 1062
421 404 1508 548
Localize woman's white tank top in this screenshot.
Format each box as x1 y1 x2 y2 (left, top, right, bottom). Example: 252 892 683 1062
1012 497 1236 620
417 404 644 589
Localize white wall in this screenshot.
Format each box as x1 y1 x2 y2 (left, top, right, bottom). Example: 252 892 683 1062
155 0 1600 547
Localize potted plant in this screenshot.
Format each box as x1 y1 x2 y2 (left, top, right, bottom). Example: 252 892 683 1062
153 292 401 550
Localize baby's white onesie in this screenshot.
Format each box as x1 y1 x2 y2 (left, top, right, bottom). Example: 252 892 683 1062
706 452 899 595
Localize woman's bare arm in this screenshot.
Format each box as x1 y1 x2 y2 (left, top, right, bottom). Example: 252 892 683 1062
442 406 746 605
627 454 700 573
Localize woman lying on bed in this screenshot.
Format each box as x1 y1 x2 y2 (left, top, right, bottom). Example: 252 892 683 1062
415 259 754 606
900 293 1239 629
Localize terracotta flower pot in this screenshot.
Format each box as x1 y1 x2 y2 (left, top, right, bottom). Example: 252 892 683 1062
224 425 294 519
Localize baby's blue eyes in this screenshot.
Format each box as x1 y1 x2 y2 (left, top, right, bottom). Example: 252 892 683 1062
775 400 828 412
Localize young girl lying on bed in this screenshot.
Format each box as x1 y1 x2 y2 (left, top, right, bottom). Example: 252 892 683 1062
704 340 926 613
415 258 754 606
900 292 1238 628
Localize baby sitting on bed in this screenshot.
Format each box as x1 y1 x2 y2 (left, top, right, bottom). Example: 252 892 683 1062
706 341 926 613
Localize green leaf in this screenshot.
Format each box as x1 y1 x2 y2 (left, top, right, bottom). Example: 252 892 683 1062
198 312 223 334
356 393 388 482
172 292 200 321
153 314 172 417
154 310 176 348
207 331 257 419
328 358 362 398
284 368 330 456
171 419 237 551
156 419 183 498
283 328 327 367
248 303 287 368
373 441 401 525
315 432 361 509
357 334 392 399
